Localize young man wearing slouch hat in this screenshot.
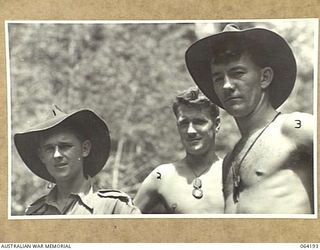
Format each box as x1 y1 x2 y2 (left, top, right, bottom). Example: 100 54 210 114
14 105 140 215
185 24 314 214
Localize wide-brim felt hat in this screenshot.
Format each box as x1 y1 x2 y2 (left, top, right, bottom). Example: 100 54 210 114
185 24 297 109
14 106 111 182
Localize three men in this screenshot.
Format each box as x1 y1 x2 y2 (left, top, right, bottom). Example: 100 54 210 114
134 87 224 213
13 23 314 216
185 24 314 214
14 106 140 215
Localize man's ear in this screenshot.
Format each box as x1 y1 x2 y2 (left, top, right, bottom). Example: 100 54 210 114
82 140 92 157
215 116 221 133
260 67 274 89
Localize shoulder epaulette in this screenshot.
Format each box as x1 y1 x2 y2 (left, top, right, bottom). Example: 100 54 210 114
25 195 48 215
97 189 134 205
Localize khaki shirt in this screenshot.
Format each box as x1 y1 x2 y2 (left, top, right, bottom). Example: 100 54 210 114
25 186 140 215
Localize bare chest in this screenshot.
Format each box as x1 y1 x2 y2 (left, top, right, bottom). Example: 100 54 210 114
225 127 297 192
159 166 224 213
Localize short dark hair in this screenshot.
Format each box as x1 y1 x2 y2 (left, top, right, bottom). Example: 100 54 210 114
172 87 219 118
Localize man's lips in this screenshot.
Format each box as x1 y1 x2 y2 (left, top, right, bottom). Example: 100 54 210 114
224 96 241 103
186 138 201 142
54 163 68 168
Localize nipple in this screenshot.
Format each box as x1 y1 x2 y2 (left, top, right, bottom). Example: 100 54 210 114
171 203 177 212
255 170 264 176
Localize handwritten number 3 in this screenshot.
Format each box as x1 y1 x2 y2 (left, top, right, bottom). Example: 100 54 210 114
295 120 301 129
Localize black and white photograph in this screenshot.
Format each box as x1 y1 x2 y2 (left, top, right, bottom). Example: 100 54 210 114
6 19 317 219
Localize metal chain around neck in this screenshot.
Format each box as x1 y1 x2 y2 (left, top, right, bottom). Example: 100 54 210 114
232 112 281 202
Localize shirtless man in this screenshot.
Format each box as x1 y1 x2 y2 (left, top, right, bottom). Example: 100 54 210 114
185 24 314 214
134 87 224 213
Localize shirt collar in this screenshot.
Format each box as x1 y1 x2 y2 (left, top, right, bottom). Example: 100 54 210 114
45 186 58 207
44 178 95 211
76 185 95 210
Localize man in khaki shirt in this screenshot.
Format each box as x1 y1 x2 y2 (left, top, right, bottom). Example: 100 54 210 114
14 105 140 215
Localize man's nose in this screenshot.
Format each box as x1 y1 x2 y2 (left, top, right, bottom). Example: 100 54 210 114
187 123 197 135
53 146 62 158
222 76 234 90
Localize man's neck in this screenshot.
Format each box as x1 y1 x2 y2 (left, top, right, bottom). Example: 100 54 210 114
55 174 91 200
235 94 278 138
185 147 219 175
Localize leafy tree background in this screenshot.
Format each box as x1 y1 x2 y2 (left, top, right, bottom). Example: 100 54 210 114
8 20 315 215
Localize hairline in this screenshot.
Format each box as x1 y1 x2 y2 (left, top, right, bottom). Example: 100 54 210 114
173 102 219 120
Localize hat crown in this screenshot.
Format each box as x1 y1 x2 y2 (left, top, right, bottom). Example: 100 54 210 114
14 107 111 182
185 23 297 110
50 104 66 117
222 24 241 32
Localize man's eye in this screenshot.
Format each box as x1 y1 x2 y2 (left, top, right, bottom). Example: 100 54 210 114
212 76 224 84
45 147 54 153
42 146 54 154
232 71 245 77
194 119 207 125
59 144 72 150
178 120 188 127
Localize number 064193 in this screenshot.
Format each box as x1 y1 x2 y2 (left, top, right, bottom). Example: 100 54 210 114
300 244 319 248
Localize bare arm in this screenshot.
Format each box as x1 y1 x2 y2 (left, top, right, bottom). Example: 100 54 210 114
281 112 313 155
133 168 164 214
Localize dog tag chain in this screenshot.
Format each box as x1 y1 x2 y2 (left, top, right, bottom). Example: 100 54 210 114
232 112 281 203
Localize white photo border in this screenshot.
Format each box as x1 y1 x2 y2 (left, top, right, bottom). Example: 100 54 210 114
6 18 318 220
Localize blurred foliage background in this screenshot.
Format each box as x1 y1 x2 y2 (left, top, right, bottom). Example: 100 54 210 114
8 20 315 215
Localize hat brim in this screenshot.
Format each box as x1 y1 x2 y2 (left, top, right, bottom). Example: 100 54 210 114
185 28 297 109
14 109 111 182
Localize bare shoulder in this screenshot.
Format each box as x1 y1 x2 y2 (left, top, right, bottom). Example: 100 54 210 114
153 162 178 176
280 112 313 136
134 162 177 211
280 112 313 152
137 163 176 191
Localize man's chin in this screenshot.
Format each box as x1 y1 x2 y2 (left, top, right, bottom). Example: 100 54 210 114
48 172 70 182
223 106 247 117
186 147 209 156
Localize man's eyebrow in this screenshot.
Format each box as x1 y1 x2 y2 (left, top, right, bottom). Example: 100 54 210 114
41 143 54 148
177 117 187 122
211 72 223 78
229 65 247 71
41 138 73 146
211 65 247 76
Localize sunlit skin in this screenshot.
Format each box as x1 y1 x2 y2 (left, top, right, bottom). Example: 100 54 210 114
211 54 314 214
134 104 224 214
177 104 218 156
211 53 273 119
38 127 92 210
